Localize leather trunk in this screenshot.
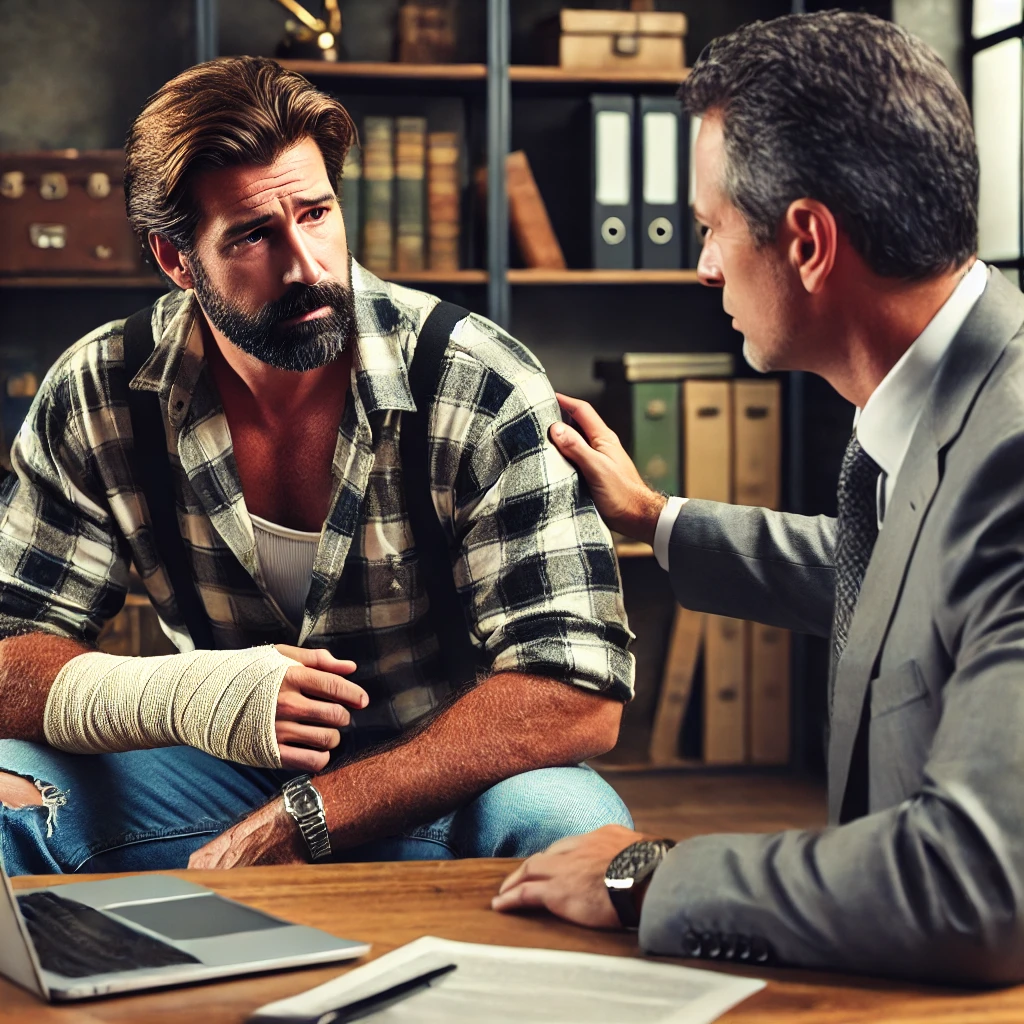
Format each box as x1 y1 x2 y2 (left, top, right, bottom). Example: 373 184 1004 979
558 9 687 72
0 149 145 276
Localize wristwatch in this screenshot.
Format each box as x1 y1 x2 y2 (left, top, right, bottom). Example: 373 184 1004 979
280 775 332 862
604 838 676 929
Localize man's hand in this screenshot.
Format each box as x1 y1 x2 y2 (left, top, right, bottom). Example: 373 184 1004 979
188 798 305 869
550 394 667 546
274 645 367 772
491 824 650 929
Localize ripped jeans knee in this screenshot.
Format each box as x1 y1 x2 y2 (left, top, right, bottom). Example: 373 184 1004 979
0 773 67 837
0 770 68 876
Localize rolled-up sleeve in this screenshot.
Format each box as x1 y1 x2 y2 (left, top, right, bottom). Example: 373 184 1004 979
451 350 634 701
0 365 129 643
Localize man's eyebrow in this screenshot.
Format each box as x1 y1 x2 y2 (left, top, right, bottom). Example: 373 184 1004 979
223 212 272 241
692 205 709 224
295 192 337 209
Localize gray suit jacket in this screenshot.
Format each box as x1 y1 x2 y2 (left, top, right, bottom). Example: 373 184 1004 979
639 271 1024 986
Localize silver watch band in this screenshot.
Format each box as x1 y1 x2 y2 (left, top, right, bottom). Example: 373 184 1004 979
281 775 332 862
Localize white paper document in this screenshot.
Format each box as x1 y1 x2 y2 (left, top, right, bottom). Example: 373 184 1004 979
251 936 765 1024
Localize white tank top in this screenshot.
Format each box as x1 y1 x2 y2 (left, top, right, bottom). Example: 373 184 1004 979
250 512 320 629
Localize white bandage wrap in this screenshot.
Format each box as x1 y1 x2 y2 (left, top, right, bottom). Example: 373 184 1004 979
43 646 299 769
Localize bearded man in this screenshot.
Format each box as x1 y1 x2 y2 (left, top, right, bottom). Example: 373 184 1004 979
0 57 634 874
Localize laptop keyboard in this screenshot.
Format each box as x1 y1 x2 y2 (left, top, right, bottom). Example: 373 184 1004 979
16 890 200 978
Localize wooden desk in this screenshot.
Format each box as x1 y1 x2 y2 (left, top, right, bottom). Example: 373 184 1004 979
6 860 1024 1023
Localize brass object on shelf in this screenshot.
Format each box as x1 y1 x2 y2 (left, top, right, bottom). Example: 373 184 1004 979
270 0 341 61
29 224 66 250
39 172 69 200
397 0 456 64
86 172 111 199
1 172 25 199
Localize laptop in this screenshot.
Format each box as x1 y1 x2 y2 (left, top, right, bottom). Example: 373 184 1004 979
0 848 369 1002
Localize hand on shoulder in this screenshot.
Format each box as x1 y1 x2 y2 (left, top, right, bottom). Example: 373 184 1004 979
549 395 667 546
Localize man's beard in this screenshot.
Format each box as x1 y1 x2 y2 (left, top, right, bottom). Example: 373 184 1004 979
189 256 355 372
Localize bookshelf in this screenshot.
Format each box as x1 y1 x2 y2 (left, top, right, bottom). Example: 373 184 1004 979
276 60 487 81
509 269 701 285
510 65 691 85
382 270 488 285
0 276 167 290
0 0 830 777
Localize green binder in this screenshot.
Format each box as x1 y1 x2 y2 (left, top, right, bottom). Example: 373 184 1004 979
631 380 680 495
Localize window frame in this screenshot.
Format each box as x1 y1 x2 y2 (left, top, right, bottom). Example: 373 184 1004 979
967 2 1024 288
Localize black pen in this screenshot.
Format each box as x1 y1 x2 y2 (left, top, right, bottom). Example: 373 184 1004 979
252 962 458 1024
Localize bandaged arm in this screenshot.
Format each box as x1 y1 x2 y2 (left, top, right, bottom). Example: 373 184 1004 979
43 645 299 768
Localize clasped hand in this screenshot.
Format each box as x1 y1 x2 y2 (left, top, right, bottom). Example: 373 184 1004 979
273 644 366 772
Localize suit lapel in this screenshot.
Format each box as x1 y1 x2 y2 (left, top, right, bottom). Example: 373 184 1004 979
827 270 1024 822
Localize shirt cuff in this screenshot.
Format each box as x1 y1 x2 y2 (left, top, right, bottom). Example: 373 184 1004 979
654 496 688 571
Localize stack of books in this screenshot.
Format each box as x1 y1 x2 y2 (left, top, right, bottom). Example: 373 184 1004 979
342 117 462 274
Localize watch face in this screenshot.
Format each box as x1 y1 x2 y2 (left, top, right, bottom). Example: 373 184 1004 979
285 783 321 819
607 841 668 882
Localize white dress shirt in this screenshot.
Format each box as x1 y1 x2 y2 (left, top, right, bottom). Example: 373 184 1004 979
653 259 989 569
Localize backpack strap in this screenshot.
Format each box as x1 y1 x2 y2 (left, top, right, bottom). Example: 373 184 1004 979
123 306 215 650
400 301 479 689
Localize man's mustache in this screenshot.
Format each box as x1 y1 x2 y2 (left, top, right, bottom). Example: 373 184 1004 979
266 283 351 327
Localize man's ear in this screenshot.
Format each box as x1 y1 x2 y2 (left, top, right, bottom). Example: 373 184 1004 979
781 199 837 295
149 232 194 290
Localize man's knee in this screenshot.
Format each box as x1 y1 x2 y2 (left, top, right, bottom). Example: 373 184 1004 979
460 766 633 858
0 770 44 808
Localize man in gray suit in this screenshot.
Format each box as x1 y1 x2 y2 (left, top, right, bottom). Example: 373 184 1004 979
492 12 1024 985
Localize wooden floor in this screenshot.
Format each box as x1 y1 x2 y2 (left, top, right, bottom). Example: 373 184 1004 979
601 770 828 840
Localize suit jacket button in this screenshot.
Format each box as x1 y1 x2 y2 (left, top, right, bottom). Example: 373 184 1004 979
736 936 752 961
750 937 771 964
703 932 722 959
682 931 702 957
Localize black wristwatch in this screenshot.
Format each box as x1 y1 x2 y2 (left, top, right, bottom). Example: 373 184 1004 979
604 839 676 929
281 775 332 862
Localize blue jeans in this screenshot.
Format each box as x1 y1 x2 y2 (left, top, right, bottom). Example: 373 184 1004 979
0 739 632 876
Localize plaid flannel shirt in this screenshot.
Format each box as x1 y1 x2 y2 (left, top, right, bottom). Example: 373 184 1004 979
0 262 634 734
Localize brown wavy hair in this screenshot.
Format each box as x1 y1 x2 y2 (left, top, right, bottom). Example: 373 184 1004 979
124 56 356 261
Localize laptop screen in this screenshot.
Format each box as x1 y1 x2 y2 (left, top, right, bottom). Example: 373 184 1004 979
108 894 286 942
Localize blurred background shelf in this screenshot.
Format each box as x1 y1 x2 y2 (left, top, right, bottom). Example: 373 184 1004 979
614 542 655 559
510 65 690 84
509 269 701 285
276 59 487 80
0 276 166 289
382 269 488 284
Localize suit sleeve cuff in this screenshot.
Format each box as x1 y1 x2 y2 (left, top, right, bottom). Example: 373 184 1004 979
654 496 688 571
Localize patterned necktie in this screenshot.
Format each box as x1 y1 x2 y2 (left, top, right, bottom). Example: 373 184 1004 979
831 434 880 667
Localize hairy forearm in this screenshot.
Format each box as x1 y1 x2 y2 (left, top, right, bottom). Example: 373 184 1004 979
0 632 91 741
317 672 622 851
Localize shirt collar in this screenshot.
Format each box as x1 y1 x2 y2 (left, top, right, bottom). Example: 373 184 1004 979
856 259 988 482
128 259 418 424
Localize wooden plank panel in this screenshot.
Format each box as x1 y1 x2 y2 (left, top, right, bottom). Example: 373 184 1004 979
648 607 704 765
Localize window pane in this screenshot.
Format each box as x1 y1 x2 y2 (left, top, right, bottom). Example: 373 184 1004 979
975 39 1023 262
973 0 1023 37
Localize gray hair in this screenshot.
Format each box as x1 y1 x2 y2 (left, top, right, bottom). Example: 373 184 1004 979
679 11 978 280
